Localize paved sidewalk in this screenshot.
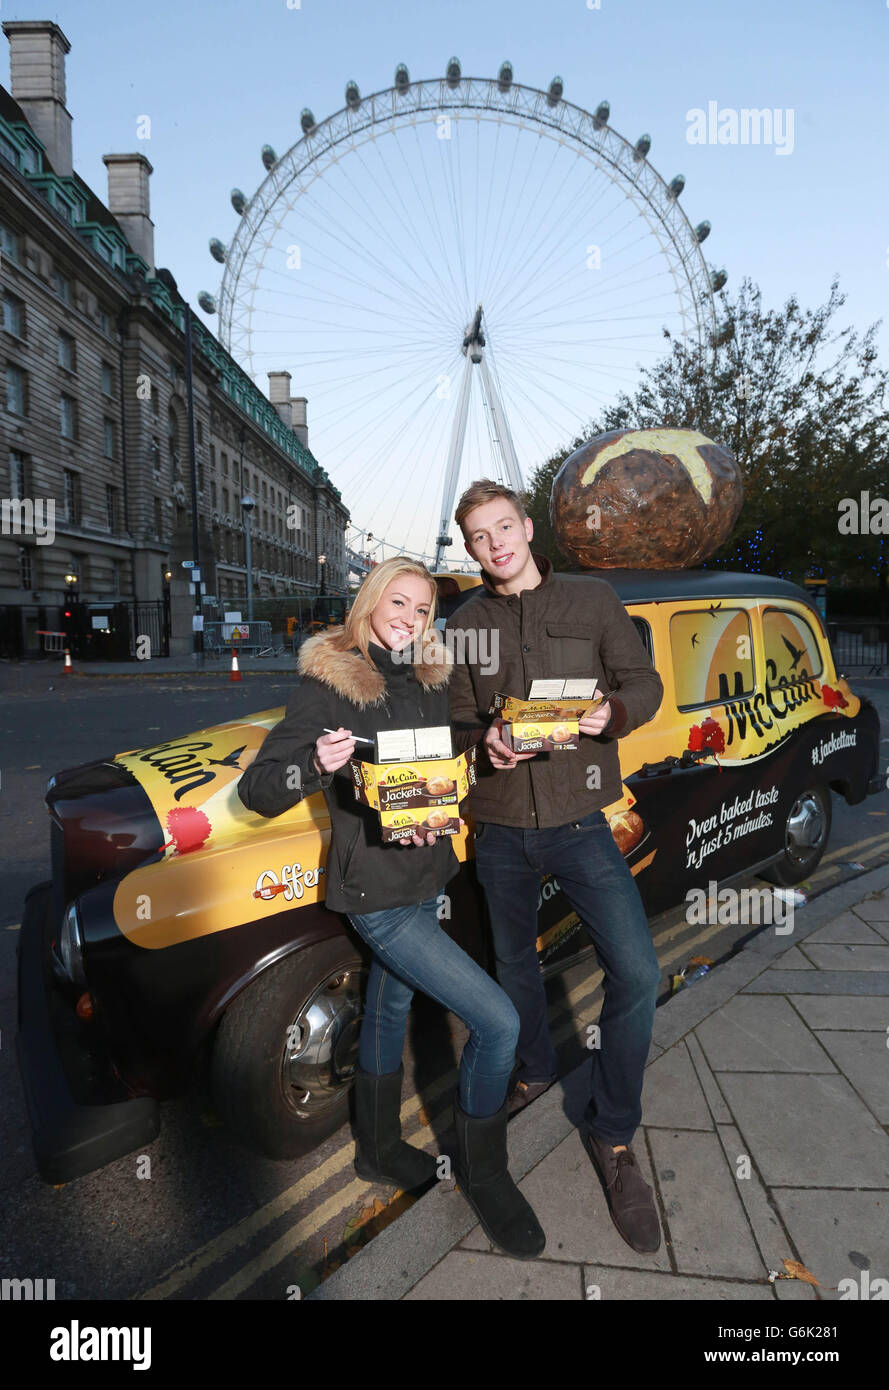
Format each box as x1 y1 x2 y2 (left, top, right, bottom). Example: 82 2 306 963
309 863 889 1301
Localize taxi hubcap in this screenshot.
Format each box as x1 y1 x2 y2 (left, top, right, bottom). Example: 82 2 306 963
785 793 825 862
284 968 365 1115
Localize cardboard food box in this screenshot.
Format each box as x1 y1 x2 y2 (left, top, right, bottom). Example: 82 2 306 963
350 728 478 842
490 678 603 753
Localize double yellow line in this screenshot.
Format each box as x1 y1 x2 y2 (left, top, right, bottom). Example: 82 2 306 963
136 830 887 1300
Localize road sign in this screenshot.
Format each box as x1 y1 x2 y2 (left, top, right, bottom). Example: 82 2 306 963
181 560 195 569
223 623 249 641
191 568 202 583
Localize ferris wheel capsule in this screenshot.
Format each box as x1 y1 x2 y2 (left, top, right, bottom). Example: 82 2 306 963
230 188 246 214
547 76 564 106
197 291 217 314
261 145 277 171
695 219 712 243
446 57 461 88
668 173 686 199
593 100 610 130
209 238 227 264
394 63 410 93
710 267 728 292
498 61 513 92
345 80 361 110
301 108 317 135
634 133 651 161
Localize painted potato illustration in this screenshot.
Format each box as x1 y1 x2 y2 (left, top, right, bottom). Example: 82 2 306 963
549 427 744 569
425 808 451 830
550 724 572 743
608 808 644 855
425 775 455 795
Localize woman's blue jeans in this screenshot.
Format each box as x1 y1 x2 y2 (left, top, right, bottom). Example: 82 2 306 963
346 893 519 1117
474 809 661 1145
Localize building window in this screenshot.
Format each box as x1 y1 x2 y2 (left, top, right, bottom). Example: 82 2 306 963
221 452 228 477
210 443 216 472
150 437 160 472
19 545 32 590
6 363 26 415
106 483 116 532
1 222 20 261
57 331 76 371
2 291 24 336
63 469 81 524
198 460 204 491
98 308 111 337
222 487 230 515
168 405 181 481
150 379 159 416
55 269 72 303
60 394 77 439
9 449 27 496
103 418 114 458
101 361 114 396
210 479 217 508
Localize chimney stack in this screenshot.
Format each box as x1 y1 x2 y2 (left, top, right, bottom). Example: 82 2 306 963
103 153 155 273
2 20 73 176
267 371 292 428
290 396 308 449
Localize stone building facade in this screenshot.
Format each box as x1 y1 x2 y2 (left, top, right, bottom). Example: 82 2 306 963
0 20 349 657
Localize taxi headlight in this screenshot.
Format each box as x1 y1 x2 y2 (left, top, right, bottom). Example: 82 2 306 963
58 901 86 990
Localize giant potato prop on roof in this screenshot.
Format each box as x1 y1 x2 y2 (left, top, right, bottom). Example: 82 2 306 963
549 427 743 569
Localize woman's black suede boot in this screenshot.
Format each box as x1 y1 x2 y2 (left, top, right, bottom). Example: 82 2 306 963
353 1064 437 1192
453 1098 546 1259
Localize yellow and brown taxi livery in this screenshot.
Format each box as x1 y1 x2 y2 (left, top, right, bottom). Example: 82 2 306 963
17 567 883 1184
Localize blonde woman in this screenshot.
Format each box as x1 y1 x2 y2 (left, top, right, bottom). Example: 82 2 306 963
238 557 544 1260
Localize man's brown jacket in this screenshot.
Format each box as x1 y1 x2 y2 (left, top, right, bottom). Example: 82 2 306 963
446 554 664 828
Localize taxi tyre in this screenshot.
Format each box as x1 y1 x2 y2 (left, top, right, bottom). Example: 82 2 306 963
759 783 832 888
210 936 366 1160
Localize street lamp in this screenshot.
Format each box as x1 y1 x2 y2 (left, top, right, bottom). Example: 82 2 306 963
241 495 255 622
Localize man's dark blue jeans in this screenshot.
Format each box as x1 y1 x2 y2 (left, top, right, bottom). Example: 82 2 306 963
473 808 661 1146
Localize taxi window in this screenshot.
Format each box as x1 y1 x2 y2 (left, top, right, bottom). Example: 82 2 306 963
670 607 754 710
762 607 822 683
631 616 653 662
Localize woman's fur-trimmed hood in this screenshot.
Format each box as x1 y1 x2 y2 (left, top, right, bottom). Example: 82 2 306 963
297 627 453 708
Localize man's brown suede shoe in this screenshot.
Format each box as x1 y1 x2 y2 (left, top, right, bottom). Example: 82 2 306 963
583 1131 661 1253
507 1079 553 1117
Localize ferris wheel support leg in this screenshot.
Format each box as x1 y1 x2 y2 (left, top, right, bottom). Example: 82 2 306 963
478 354 524 496
434 352 475 571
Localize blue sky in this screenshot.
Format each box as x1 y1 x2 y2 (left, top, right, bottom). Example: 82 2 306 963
4 0 887 553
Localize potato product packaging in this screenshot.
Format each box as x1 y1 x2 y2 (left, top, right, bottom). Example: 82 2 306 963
350 743 478 842
490 678 603 753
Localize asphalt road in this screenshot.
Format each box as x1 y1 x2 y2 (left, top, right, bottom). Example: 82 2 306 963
1 663 886 1299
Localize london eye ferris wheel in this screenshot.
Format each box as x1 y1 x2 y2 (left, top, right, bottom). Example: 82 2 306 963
199 59 725 571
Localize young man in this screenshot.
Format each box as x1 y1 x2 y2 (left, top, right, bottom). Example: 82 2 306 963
446 478 665 1254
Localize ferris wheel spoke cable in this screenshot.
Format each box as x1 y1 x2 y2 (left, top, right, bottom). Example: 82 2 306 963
251 251 454 330
270 174 455 330
275 207 454 332
494 222 669 325
447 112 473 307
375 131 470 313
323 349 464 482
478 130 563 310
401 123 471 312
505 271 685 331
472 117 529 296
482 140 615 314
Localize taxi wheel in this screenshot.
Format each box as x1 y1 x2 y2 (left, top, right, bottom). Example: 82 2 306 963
211 937 367 1160
760 785 832 887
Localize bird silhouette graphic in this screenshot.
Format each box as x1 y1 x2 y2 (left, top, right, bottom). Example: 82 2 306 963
207 744 247 770
781 634 805 670
706 602 723 619
690 632 700 648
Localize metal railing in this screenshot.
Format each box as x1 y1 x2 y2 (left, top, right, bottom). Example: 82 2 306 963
203 620 275 657
828 621 889 675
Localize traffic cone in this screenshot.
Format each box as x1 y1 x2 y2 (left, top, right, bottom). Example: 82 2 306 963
63 648 73 675
229 648 242 682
